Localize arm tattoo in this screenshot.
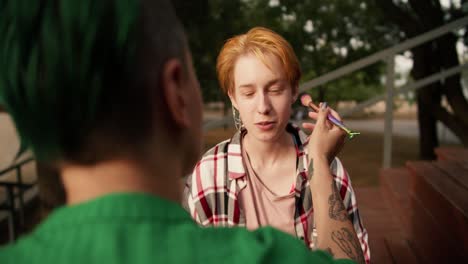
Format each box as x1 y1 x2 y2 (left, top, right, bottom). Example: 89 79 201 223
328 181 348 221
331 228 365 264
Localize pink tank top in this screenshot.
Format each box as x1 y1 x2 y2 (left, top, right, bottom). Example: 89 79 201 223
238 149 297 236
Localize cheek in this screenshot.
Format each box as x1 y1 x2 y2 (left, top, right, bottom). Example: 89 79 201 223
280 106 292 120
236 102 256 125
273 97 293 114
236 101 255 115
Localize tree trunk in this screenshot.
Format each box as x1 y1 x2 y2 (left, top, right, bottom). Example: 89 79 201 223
378 0 468 160
435 34 468 144
434 106 468 145
416 90 440 160
412 44 441 160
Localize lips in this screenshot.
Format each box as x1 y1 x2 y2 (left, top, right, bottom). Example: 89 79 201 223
256 121 274 125
255 121 276 131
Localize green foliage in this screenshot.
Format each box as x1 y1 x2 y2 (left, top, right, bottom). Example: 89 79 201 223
174 0 398 105
306 69 386 103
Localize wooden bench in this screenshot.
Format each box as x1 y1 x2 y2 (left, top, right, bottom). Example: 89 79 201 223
380 147 468 263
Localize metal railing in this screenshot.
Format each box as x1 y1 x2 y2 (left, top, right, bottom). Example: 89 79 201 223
298 15 468 168
204 15 468 168
0 157 36 242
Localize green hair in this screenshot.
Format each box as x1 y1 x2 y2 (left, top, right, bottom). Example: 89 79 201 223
0 0 138 161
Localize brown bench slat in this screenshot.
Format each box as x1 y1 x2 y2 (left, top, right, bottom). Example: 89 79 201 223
408 193 464 263
356 187 411 263
435 147 468 164
368 237 394 264
380 168 411 232
384 233 421 264
432 160 468 191
407 161 468 261
407 161 468 220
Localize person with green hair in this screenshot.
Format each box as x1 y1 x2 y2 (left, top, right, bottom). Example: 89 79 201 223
0 0 360 263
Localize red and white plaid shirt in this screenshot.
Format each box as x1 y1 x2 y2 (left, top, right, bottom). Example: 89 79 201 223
184 123 370 263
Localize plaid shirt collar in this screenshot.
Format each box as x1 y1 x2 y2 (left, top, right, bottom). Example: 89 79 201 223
224 123 312 245
185 122 371 263
227 123 309 182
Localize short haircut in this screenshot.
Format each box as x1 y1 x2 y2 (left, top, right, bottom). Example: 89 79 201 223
0 0 187 164
216 27 301 95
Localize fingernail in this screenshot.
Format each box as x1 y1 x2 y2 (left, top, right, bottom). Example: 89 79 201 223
321 102 327 109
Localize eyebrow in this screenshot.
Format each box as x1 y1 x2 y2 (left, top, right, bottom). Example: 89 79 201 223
238 83 255 89
237 78 284 89
265 78 284 87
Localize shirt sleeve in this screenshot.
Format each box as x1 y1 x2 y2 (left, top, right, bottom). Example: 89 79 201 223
250 227 357 264
331 158 371 264
182 166 203 225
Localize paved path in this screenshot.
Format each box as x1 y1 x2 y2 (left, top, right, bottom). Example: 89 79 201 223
344 119 460 144
205 115 460 144
1 115 461 169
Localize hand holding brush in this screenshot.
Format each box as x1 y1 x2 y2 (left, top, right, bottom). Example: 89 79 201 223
300 94 360 139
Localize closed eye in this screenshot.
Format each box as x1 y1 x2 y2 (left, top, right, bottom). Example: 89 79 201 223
268 86 284 94
238 86 255 97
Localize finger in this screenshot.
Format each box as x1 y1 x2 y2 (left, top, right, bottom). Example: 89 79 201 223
308 111 319 120
330 125 347 140
328 108 343 123
302 122 315 131
316 103 330 127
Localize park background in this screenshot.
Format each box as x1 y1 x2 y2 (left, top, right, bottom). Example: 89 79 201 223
1 0 467 263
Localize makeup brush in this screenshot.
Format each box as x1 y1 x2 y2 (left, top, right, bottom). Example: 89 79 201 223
300 94 360 139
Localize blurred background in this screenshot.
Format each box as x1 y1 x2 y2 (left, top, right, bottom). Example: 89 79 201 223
1 0 467 263
176 0 466 184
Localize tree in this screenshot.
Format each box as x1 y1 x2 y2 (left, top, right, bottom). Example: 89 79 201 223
174 0 392 106
376 0 468 159
176 0 467 159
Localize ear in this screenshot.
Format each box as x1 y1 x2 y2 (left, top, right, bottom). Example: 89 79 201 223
161 58 190 128
228 90 239 110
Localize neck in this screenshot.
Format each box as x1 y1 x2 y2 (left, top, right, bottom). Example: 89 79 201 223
61 158 182 205
243 130 294 168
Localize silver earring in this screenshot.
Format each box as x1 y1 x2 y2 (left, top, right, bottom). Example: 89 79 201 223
232 106 243 131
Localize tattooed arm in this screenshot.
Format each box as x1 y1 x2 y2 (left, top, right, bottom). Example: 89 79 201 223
309 157 365 264
303 104 364 263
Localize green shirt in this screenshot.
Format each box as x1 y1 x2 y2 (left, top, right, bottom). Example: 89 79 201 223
0 193 354 263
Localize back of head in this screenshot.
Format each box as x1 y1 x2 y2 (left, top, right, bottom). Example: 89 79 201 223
216 27 301 96
0 0 187 165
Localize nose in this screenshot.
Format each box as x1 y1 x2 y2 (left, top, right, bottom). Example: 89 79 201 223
257 92 271 115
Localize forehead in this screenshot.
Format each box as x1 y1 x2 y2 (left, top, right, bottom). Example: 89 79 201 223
233 53 286 87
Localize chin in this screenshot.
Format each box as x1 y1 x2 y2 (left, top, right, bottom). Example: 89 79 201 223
253 132 281 143
252 125 287 140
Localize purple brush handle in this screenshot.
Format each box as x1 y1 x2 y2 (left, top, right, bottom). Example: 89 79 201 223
328 114 344 127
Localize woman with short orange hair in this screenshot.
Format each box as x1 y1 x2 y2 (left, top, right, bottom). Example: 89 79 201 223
184 27 370 263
